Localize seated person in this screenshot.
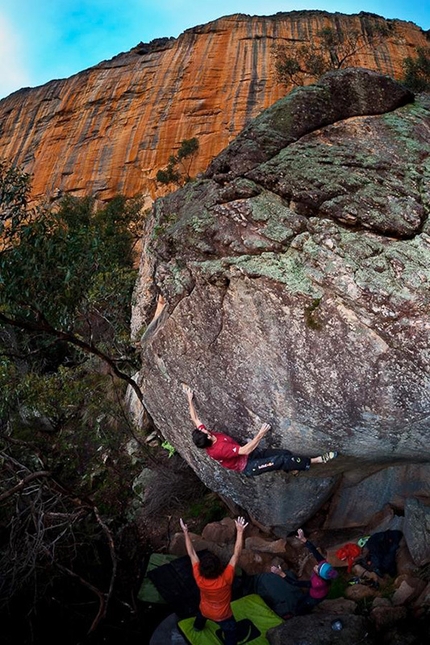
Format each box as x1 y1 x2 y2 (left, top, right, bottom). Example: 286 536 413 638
358 530 403 578
247 529 338 617
244 568 303 619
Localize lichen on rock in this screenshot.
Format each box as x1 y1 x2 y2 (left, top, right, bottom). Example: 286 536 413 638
131 68 430 531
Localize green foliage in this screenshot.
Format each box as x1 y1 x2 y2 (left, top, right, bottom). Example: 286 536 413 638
161 440 176 458
156 165 181 186
402 47 430 92
156 137 199 187
0 364 143 624
176 137 199 160
0 360 87 429
0 188 145 366
274 22 390 88
0 162 156 637
0 161 148 495
0 159 31 235
0 362 139 492
188 492 228 525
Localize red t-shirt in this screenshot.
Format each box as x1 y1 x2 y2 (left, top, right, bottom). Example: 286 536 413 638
192 562 235 621
202 428 248 472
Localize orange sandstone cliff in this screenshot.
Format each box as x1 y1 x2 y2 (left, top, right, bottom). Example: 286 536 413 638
0 11 427 202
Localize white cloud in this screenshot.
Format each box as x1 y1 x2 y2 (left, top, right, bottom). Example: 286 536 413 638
0 15 31 99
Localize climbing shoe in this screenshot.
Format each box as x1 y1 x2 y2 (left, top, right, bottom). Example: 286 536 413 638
321 451 338 463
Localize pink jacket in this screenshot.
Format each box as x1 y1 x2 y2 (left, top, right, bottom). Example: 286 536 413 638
309 572 331 599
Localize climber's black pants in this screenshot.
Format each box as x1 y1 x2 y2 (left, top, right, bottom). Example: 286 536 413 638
242 448 311 476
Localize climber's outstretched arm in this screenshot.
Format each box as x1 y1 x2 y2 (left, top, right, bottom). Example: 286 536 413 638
183 384 204 429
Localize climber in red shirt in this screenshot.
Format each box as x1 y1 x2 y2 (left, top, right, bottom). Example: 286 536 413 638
183 385 338 476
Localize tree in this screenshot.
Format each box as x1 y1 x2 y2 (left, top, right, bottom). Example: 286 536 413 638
0 162 154 638
156 137 199 187
0 182 146 404
0 360 144 636
0 161 222 644
0 159 31 236
274 21 390 88
402 47 430 92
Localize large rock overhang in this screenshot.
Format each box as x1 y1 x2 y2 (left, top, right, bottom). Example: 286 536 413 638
131 69 430 531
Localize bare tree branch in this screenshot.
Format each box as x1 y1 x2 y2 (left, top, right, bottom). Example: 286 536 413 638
0 471 51 502
53 561 106 634
0 309 146 409
93 506 117 620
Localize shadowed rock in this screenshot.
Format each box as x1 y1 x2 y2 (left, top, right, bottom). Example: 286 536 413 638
403 498 430 565
266 614 374 644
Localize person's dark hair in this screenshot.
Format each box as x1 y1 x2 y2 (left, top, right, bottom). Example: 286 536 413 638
192 428 212 448
199 552 224 579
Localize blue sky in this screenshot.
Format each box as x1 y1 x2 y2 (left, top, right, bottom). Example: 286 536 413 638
0 1 429 100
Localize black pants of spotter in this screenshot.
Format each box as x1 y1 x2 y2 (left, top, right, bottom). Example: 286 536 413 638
194 611 237 645
243 448 310 476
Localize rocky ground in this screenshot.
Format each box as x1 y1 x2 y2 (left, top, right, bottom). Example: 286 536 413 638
144 508 430 644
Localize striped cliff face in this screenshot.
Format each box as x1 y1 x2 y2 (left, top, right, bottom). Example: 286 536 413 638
0 11 427 202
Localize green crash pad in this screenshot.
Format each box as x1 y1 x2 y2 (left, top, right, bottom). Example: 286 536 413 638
178 594 283 644
138 553 178 604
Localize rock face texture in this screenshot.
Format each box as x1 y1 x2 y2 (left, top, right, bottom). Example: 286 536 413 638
0 11 428 202
267 614 373 645
325 464 430 530
131 68 430 532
